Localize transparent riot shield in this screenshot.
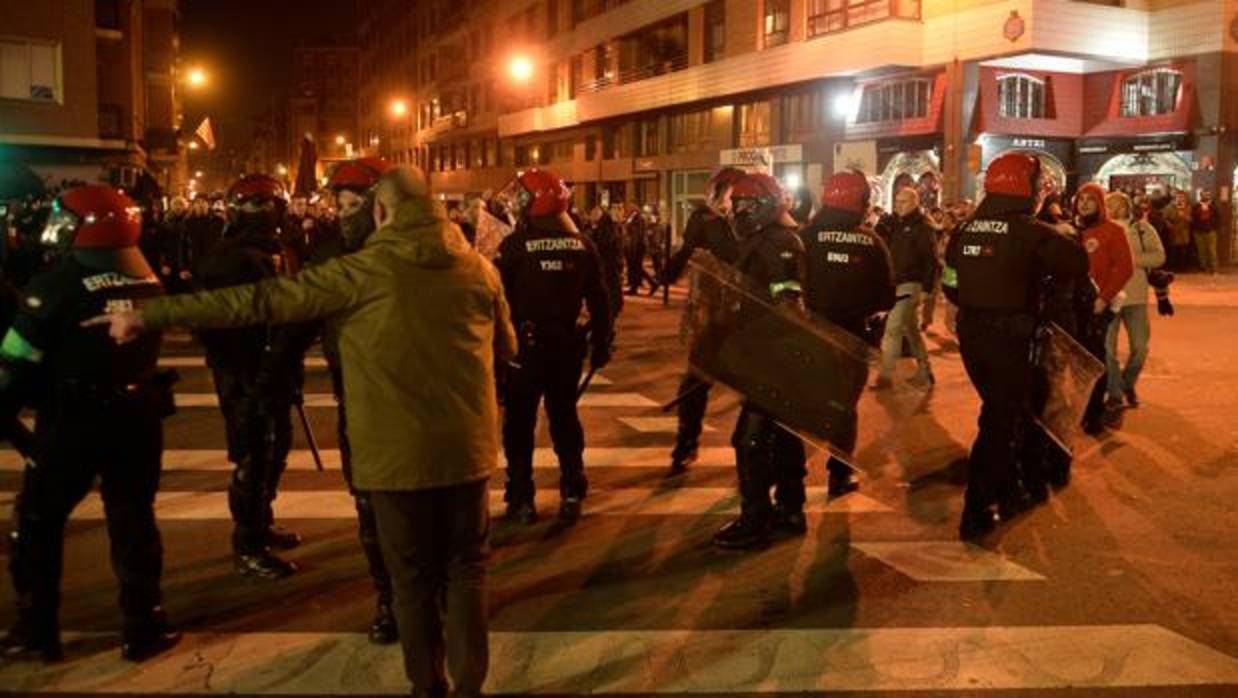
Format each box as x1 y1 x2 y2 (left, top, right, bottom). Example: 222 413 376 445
1032 321 1107 454
682 250 876 459
474 208 513 261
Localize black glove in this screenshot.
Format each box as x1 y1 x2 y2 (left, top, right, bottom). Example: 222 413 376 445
590 344 612 370
1157 296 1174 316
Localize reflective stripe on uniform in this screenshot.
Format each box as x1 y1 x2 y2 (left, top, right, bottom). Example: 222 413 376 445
941 265 958 289
0 329 43 364
769 280 802 297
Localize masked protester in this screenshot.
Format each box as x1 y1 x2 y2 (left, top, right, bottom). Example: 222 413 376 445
943 154 1089 540
798 171 897 499
320 157 397 644
712 172 809 551
195 174 306 579
1 186 180 662
661 166 744 476
493 169 613 526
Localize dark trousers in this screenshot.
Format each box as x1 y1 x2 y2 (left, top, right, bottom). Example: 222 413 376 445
625 249 654 292
9 397 164 638
211 366 293 554
672 372 711 460
371 480 490 696
732 405 807 520
330 364 391 601
957 311 1036 510
1080 310 1114 430
502 339 587 504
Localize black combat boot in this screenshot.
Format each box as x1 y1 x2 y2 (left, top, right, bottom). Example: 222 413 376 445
1 613 63 663
503 498 537 525
711 515 772 550
667 449 697 477
771 505 808 538
958 504 997 541
265 525 303 550
368 599 398 645
557 497 582 525
827 459 860 499
121 607 182 662
235 548 298 580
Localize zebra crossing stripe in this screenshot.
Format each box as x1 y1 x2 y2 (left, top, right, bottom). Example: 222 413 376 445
0 487 891 520
0 447 738 472
1 625 1235 694
154 357 614 385
172 390 646 409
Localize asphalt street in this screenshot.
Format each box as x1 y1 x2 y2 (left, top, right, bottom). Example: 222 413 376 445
0 273 1236 696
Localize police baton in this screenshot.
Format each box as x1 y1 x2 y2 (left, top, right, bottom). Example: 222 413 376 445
660 378 709 413
294 402 325 472
576 366 597 401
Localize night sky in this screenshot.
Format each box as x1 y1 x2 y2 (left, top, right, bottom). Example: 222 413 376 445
179 0 357 152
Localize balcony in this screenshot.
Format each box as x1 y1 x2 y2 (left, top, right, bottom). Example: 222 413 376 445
577 52 689 95
98 103 126 140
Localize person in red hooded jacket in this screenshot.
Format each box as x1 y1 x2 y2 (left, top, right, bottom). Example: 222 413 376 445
1073 183 1134 432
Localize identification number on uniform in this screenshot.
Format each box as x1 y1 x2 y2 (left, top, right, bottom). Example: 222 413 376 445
962 244 995 257
540 260 564 271
104 299 135 313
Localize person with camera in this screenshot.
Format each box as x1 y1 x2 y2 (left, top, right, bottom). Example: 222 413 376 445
1103 192 1166 410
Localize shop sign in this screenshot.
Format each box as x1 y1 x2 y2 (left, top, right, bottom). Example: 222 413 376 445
634 158 657 172
1077 134 1193 156
720 144 803 167
835 141 878 174
1011 137 1046 150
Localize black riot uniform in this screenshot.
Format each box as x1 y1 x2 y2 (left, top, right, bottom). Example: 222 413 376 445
662 201 741 474
712 173 808 551
1 185 180 663
798 175 897 495
197 175 307 579
319 157 396 644
943 154 1089 540
494 169 612 525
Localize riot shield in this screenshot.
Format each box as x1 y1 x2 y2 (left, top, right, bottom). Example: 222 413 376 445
682 250 875 459
474 208 513 261
1032 322 1106 454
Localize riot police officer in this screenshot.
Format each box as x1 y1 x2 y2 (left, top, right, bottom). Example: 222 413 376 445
942 153 1088 540
712 172 809 551
494 169 612 525
660 167 744 476
196 175 305 579
321 157 397 644
798 171 897 497
1 185 180 662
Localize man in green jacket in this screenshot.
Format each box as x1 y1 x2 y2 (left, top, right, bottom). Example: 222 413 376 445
87 167 517 698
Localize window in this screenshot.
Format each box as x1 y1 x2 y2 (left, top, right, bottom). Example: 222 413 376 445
548 0 560 37
669 109 712 152
552 140 574 161
737 101 772 146
0 39 60 102
764 0 790 48
569 55 583 98
808 0 917 37
997 74 1046 119
784 91 822 134
1121 68 1182 117
638 117 660 157
704 0 725 63
857 78 931 123
96 0 122 30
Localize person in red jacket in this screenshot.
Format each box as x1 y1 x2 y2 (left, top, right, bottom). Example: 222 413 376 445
1074 183 1134 432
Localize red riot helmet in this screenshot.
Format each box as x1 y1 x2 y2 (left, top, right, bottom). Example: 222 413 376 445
225 174 287 233
41 185 143 251
730 172 786 238
984 153 1041 199
326 157 391 193
821 170 871 215
496 168 572 221
705 167 745 212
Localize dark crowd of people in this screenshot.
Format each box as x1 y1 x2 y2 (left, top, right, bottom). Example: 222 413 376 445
0 151 1222 697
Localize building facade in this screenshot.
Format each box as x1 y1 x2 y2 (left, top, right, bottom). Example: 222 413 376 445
0 0 187 198
289 42 359 187
358 0 1238 262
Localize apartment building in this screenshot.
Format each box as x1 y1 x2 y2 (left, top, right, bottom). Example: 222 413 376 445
289 42 359 184
0 0 186 196
358 0 1237 261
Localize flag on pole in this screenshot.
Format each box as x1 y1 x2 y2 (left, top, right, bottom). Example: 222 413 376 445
194 117 216 150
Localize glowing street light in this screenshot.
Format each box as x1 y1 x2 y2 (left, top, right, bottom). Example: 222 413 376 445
335 134 346 146
187 67 208 88
277 164 288 176
509 55 534 83
194 170 204 178
188 140 200 150
390 99 408 117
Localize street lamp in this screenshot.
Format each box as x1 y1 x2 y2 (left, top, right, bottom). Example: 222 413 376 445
194 170 204 178
509 55 534 83
277 164 288 176
188 140 200 150
187 67 208 88
336 134 346 146
390 99 408 117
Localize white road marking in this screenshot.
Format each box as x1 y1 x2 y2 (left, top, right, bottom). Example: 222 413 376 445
172 393 339 408
0 447 738 472
852 541 1046 582
0 487 890 520
159 356 330 369
2 625 1236 694
618 417 715 433
576 393 659 408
